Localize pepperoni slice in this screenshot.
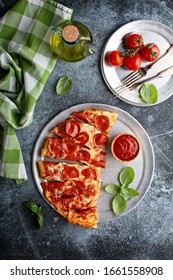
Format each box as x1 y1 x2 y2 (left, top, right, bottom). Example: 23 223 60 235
74 208 95 217
63 181 84 196
83 112 95 123
72 112 87 122
62 187 83 197
81 167 97 180
95 115 110 131
42 181 64 197
62 181 84 197
41 181 64 190
56 122 69 138
72 180 84 188
85 185 97 196
55 196 88 210
93 133 109 148
61 140 77 155
44 162 57 177
98 151 106 162
66 119 80 137
62 165 79 180
76 132 89 145
48 138 64 158
97 151 106 167
72 111 95 124
75 150 91 162
90 151 106 168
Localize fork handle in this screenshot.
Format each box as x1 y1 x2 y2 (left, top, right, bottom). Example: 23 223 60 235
146 45 173 70
134 74 160 87
134 66 173 87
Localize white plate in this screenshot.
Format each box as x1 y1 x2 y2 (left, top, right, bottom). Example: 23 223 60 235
101 20 173 106
32 103 155 223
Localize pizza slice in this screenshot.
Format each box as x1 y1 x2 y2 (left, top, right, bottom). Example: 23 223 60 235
41 179 101 198
44 188 99 211
72 109 118 134
51 118 109 150
41 180 100 228
41 137 106 168
58 207 98 228
38 161 101 181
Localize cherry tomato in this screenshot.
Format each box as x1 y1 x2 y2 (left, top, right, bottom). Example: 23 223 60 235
139 43 160 61
123 52 142 70
108 50 124 66
125 34 144 49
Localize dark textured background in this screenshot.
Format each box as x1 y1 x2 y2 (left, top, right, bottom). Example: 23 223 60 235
0 0 173 260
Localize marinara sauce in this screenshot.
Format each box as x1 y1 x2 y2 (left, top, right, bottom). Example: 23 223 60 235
111 134 140 161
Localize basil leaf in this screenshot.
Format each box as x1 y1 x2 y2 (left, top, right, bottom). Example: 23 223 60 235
112 195 127 215
121 187 139 197
139 83 158 104
37 211 44 229
24 201 38 213
24 201 44 229
105 184 121 195
38 205 42 212
119 167 135 187
56 76 72 95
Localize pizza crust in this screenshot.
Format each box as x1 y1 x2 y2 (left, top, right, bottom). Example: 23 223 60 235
37 161 46 178
40 138 50 157
58 208 98 228
67 207 98 228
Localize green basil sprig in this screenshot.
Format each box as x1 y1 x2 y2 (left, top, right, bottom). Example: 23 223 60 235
24 201 44 229
105 167 139 215
56 76 72 95
139 83 158 104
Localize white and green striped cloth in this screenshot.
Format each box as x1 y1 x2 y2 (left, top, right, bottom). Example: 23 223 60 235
0 0 73 182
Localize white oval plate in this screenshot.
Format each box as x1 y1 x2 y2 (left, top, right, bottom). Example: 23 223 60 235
101 20 173 106
32 103 155 223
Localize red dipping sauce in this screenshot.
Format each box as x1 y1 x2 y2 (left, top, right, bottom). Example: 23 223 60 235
111 134 140 161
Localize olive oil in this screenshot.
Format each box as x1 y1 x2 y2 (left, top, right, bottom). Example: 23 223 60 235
51 21 94 62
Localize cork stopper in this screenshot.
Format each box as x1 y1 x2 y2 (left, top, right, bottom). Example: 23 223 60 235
62 25 79 43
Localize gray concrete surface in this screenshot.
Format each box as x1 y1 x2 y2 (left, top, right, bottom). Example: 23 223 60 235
0 0 173 259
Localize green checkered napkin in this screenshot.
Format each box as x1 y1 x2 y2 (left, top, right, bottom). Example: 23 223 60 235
0 0 73 182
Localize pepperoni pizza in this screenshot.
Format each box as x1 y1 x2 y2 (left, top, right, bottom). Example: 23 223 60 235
51 118 109 150
37 108 118 228
43 181 99 228
41 179 101 198
43 179 100 211
38 161 101 181
41 137 106 168
72 109 118 134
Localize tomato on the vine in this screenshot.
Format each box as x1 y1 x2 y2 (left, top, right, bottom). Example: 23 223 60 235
125 34 144 49
139 43 160 61
108 50 124 66
123 52 142 70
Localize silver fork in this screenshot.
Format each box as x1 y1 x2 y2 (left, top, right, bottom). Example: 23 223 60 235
114 44 173 94
129 66 173 91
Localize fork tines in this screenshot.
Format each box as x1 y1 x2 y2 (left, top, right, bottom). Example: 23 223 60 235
122 70 142 84
113 69 142 94
113 84 130 96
